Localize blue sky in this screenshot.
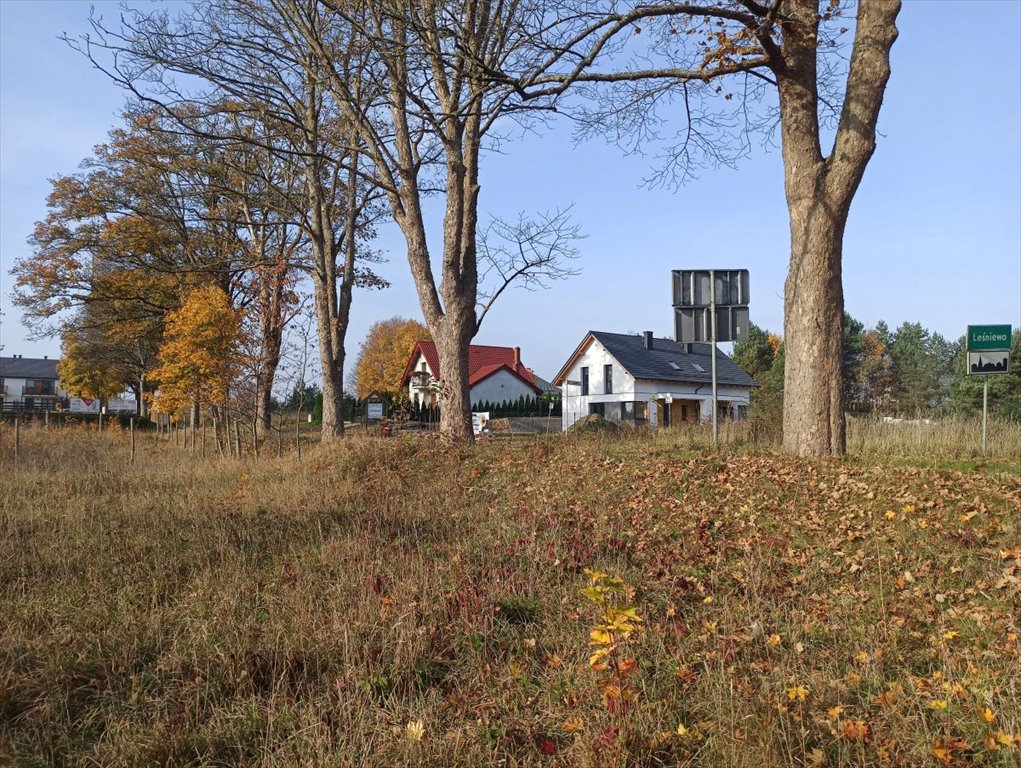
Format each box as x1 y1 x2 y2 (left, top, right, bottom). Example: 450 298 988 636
2 0 1019 380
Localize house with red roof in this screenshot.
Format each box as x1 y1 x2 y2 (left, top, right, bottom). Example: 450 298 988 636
400 341 542 408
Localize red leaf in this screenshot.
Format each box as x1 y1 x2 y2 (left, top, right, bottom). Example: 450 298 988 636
538 737 557 756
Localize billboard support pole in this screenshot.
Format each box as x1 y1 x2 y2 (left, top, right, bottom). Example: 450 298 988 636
982 375 989 454
710 269 718 450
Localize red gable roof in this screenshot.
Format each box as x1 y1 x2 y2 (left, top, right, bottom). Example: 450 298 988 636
401 341 540 393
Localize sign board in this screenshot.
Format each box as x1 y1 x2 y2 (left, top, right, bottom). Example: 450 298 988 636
967 325 1012 351
70 397 101 414
366 401 384 420
968 350 1010 376
675 306 749 343
673 269 749 307
472 411 490 435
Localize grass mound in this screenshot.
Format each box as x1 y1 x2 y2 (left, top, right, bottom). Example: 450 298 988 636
567 414 621 433
1 429 1019 766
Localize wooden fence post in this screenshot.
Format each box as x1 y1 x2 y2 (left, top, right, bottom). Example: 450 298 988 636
130 417 135 465
14 415 20 462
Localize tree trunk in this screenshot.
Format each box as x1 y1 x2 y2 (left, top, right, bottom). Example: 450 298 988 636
782 206 846 456
313 275 345 439
434 311 475 442
254 290 284 436
776 0 900 457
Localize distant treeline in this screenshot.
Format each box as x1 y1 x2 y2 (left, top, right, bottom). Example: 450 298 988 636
734 316 1021 425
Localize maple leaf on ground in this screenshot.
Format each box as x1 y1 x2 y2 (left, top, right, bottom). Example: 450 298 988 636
786 685 809 701
563 716 583 734
932 737 969 766
841 719 869 742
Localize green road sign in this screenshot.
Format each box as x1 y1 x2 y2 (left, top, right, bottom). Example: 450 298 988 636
967 325 1012 351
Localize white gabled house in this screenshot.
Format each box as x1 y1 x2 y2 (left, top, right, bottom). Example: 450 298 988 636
552 331 757 430
400 340 542 408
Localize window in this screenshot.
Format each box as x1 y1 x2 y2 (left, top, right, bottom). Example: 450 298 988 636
620 401 647 422
604 364 613 394
691 363 706 373
681 404 689 421
580 366 589 396
668 361 681 370
24 379 54 396
588 402 605 417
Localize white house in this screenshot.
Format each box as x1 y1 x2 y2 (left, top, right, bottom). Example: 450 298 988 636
400 341 542 407
0 355 65 412
552 331 757 430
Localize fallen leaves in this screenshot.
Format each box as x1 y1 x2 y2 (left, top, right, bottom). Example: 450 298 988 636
931 736 969 766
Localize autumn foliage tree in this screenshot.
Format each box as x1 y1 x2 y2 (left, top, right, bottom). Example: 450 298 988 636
149 285 244 419
353 317 430 399
57 329 129 407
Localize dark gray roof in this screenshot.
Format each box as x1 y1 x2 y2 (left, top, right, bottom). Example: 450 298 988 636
533 373 560 394
589 331 757 388
0 356 59 379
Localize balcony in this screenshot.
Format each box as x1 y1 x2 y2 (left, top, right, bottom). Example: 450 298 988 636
23 384 56 396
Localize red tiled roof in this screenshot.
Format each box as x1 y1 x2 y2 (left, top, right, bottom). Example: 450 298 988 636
401 341 540 392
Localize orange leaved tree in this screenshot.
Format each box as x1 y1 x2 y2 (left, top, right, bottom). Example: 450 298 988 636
353 318 430 399
150 285 244 427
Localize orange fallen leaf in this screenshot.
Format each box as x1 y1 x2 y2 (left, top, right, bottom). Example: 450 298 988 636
841 719 869 742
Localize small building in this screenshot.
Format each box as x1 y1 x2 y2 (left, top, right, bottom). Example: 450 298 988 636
401 341 542 408
552 331 757 430
0 355 66 413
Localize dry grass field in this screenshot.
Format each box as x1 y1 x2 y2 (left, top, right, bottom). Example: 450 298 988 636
1 420 1019 766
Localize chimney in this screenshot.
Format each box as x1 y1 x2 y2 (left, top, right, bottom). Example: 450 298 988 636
513 346 521 367
643 331 654 350
44 355 48 360
685 343 694 354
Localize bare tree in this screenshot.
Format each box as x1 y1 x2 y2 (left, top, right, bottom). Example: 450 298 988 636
276 0 615 442
514 0 901 456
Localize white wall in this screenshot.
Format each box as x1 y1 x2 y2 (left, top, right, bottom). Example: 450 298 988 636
406 352 436 405
470 368 537 405
560 341 636 429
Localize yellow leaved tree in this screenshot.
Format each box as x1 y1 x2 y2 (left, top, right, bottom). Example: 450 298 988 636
354 317 430 399
58 330 129 407
150 285 244 418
